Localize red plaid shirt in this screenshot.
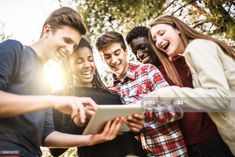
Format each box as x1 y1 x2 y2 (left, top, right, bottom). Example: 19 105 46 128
111 63 187 156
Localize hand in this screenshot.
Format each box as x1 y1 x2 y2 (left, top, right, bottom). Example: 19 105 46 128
84 102 97 118
126 113 145 133
89 117 125 145
52 96 97 126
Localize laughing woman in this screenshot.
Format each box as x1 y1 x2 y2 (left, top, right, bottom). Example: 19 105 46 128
50 38 146 157
144 15 235 156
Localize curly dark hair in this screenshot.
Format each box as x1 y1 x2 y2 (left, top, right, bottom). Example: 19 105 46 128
126 26 149 44
67 38 115 94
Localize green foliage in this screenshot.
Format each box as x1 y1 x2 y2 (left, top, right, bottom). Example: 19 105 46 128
77 0 166 41
75 0 235 45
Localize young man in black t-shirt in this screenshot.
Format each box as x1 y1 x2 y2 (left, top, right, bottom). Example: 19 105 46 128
0 7 122 157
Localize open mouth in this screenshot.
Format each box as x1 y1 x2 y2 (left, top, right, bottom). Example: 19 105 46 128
81 71 93 79
112 65 120 72
160 42 170 52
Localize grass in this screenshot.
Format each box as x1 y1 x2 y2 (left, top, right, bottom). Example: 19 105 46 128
41 147 78 157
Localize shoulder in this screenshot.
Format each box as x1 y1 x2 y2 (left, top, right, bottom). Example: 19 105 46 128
0 39 23 49
186 39 218 53
0 39 24 55
133 63 158 72
184 39 220 61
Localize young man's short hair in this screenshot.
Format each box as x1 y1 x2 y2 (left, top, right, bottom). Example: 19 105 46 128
126 26 149 44
95 31 126 51
41 7 87 36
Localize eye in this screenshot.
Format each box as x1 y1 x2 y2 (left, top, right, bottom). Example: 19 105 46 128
159 30 165 36
75 58 83 64
139 44 147 50
104 54 111 60
114 49 121 56
88 56 94 62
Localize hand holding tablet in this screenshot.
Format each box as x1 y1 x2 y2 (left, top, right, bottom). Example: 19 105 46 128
83 105 144 135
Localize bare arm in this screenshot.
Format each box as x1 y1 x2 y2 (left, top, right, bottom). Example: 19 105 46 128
44 117 124 147
0 90 97 125
0 90 53 116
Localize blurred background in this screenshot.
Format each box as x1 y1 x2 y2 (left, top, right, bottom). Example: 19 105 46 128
0 0 234 156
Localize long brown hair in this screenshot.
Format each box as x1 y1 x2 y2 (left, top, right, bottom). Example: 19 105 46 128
149 15 235 86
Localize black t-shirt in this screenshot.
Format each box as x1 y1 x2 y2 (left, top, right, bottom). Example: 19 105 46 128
0 40 54 157
50 87 146 157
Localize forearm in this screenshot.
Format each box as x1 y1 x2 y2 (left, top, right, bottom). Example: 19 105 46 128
158 86 231 111
44 131 92 148
0 90 53 117
146 104 183 127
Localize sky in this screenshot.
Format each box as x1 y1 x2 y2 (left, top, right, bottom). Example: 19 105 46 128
0 0 76 90
0 0 63 45
0 0 113 91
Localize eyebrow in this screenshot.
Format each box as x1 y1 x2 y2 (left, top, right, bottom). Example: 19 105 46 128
103 48 121 55
63 37 79 45
63 37 74 44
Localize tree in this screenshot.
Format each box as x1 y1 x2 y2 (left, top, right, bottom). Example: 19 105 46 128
76 0 166 41
75 0 234 47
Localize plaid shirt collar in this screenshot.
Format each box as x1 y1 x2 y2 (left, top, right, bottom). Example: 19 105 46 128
113 63 137 85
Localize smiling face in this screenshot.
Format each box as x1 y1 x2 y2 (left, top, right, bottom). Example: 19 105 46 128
69 47 95 87
129 37 155 64
101 42 128 79
150 24 184 58
44 25 82 62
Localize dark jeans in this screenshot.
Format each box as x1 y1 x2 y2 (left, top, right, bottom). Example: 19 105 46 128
187 136 234 157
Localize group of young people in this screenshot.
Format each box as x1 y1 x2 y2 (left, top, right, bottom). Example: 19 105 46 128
0 6 234 157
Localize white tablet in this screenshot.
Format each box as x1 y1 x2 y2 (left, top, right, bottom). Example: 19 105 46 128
82 104 144 135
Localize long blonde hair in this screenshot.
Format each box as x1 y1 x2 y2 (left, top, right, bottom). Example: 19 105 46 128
149 15 235 86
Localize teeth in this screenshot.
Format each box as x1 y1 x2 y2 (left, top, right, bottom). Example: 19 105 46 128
161 42 169 50
82 71 91 75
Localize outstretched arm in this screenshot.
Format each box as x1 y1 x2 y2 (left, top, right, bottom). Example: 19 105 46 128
0 90 97 125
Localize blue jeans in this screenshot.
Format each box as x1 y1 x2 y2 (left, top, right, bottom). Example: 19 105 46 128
187 136 234 157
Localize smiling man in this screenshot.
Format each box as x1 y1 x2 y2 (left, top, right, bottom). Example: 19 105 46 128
0 7 99 157
126 26 161 67
95 31 187 156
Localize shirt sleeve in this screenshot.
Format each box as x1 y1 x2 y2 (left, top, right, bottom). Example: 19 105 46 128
42 109 55 145
144 64 183 126
157 39 231 111
145 104 183 127
147 64 168 90
0 40 23 90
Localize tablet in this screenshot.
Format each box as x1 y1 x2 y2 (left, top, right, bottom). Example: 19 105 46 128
83 105 144 135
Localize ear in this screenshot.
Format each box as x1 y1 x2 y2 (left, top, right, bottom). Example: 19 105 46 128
42 24 52 38
176 28 180 34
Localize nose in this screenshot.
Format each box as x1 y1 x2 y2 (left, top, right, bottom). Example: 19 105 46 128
110 55 119 65
83 60 91 68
